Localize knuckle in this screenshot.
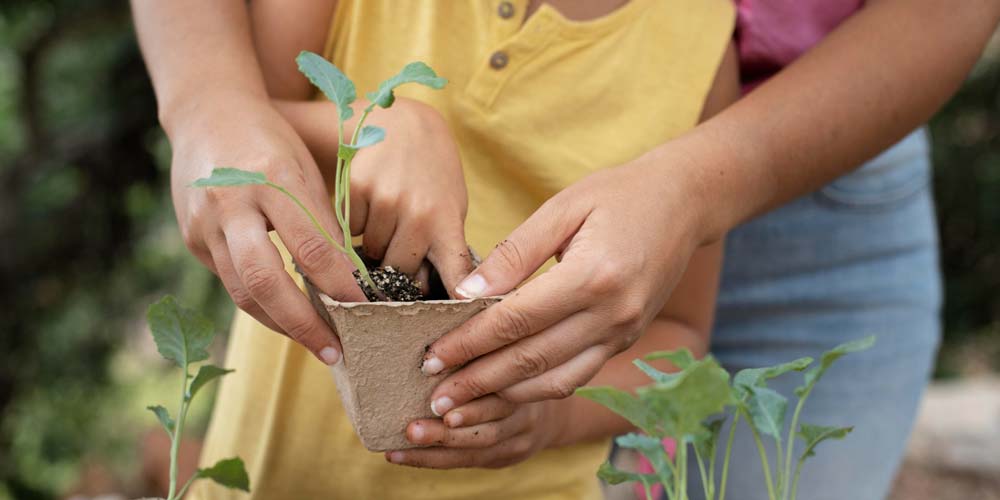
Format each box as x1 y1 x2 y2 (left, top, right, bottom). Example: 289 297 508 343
510 348 549 379
456 374 492 400
229 286 257 312
490 304 533 343
613 297 646 332
479 426 500 447
292 234 335 272
282 315 319 343
241 264 281 299
586 259 627 297
492 239 526 274
546 377 578 400
269 163 307 188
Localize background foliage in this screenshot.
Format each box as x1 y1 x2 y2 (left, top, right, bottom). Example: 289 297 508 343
0 1 996 498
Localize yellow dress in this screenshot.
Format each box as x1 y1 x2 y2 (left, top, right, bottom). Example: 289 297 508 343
192 1 733 498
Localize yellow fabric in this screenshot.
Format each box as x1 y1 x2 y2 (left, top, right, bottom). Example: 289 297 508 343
193 1 733 498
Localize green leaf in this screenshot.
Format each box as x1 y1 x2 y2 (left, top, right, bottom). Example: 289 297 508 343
632 359 682 384
615 433 673 487
733 357 813 399
197 457 250 492
296 51 356 121
338 125 387 162
797 423 853 460
795 336 875 397
189 364 233 399
575 386 657 434
366 61 447 110
191 168 268 188
636 355 735 439
644 348 697 369
743 385 788 440
694 417 726 464
597 461 660 489
147 296 214 369
146 405 174 436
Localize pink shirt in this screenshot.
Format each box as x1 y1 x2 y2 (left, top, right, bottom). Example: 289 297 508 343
736 0 865 89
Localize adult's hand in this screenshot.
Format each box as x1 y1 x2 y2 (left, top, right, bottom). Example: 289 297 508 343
168 94 365 365
420 148 709 414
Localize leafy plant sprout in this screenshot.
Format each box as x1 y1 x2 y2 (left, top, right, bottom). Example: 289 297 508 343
193 51 446 299
577 336 875 500
146 296 250 499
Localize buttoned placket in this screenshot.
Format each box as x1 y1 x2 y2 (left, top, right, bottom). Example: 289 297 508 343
465 0 561 109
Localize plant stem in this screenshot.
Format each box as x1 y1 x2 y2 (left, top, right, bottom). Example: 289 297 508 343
693 443 712 500
676 440 688 500
741 407 778 500
718 413 740 500
643 483 654 500
789 457 807 500
782 396 808 500
166 370 191 500
264 182 379 294
775 436 785 500
175 472 199 500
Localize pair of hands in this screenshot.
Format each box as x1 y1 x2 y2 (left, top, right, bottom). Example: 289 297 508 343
168 93 706 468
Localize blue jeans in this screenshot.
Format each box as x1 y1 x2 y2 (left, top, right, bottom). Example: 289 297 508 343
686 130 942 500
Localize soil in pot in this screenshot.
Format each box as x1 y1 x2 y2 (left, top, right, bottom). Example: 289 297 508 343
351 250 449 302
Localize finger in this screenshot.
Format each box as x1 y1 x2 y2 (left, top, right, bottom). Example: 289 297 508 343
499 344 611 403
387 435 535 469
427 224 475 299
429 311 604 411
348 184 368 237
406 409 527 448
258 183 366 302
206 235 283 333
452 196 584 299
382 227 430 277
360 193 396 262
421 262 589 379
224 214 343 365
442 395 517 428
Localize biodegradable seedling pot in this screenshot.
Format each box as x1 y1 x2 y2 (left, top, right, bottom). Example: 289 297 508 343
306 279 500 451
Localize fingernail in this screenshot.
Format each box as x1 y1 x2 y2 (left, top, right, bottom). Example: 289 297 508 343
421 356 444 376
445 412 463 428
319 346 341 365
410 424 425 442
388 451 404 464
455 274 487 299
430 396 454 417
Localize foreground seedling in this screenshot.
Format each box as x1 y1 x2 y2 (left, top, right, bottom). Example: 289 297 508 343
578 336 875 500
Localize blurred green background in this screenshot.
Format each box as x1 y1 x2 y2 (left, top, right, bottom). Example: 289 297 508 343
0 1 997 498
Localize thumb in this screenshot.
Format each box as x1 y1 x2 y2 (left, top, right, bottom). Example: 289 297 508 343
454 199 583 298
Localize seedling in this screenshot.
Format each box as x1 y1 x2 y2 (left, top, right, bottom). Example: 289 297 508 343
146 296 250 499
192 51 446 300
577 336 875 500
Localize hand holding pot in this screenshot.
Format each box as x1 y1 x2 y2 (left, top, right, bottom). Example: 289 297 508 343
167 94 364 365
387 395 565 469
421 148 708 409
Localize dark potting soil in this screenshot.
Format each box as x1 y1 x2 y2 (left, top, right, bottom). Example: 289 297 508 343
353 248 453 302
353 265 423 302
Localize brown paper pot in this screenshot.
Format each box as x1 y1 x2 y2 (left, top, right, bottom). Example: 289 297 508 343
306 280 500 451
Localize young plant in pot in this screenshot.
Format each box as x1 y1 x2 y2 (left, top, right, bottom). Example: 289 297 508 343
193 52 498 452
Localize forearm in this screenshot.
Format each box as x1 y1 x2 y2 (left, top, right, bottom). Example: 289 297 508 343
549 319 708 448
671 0 1000 243
130 0 268 134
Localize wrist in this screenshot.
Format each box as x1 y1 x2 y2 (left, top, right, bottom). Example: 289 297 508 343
159 87 270 140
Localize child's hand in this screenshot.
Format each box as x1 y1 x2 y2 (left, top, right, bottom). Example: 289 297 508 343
386 396 566 469
278 98 473 295
349 99 473 293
